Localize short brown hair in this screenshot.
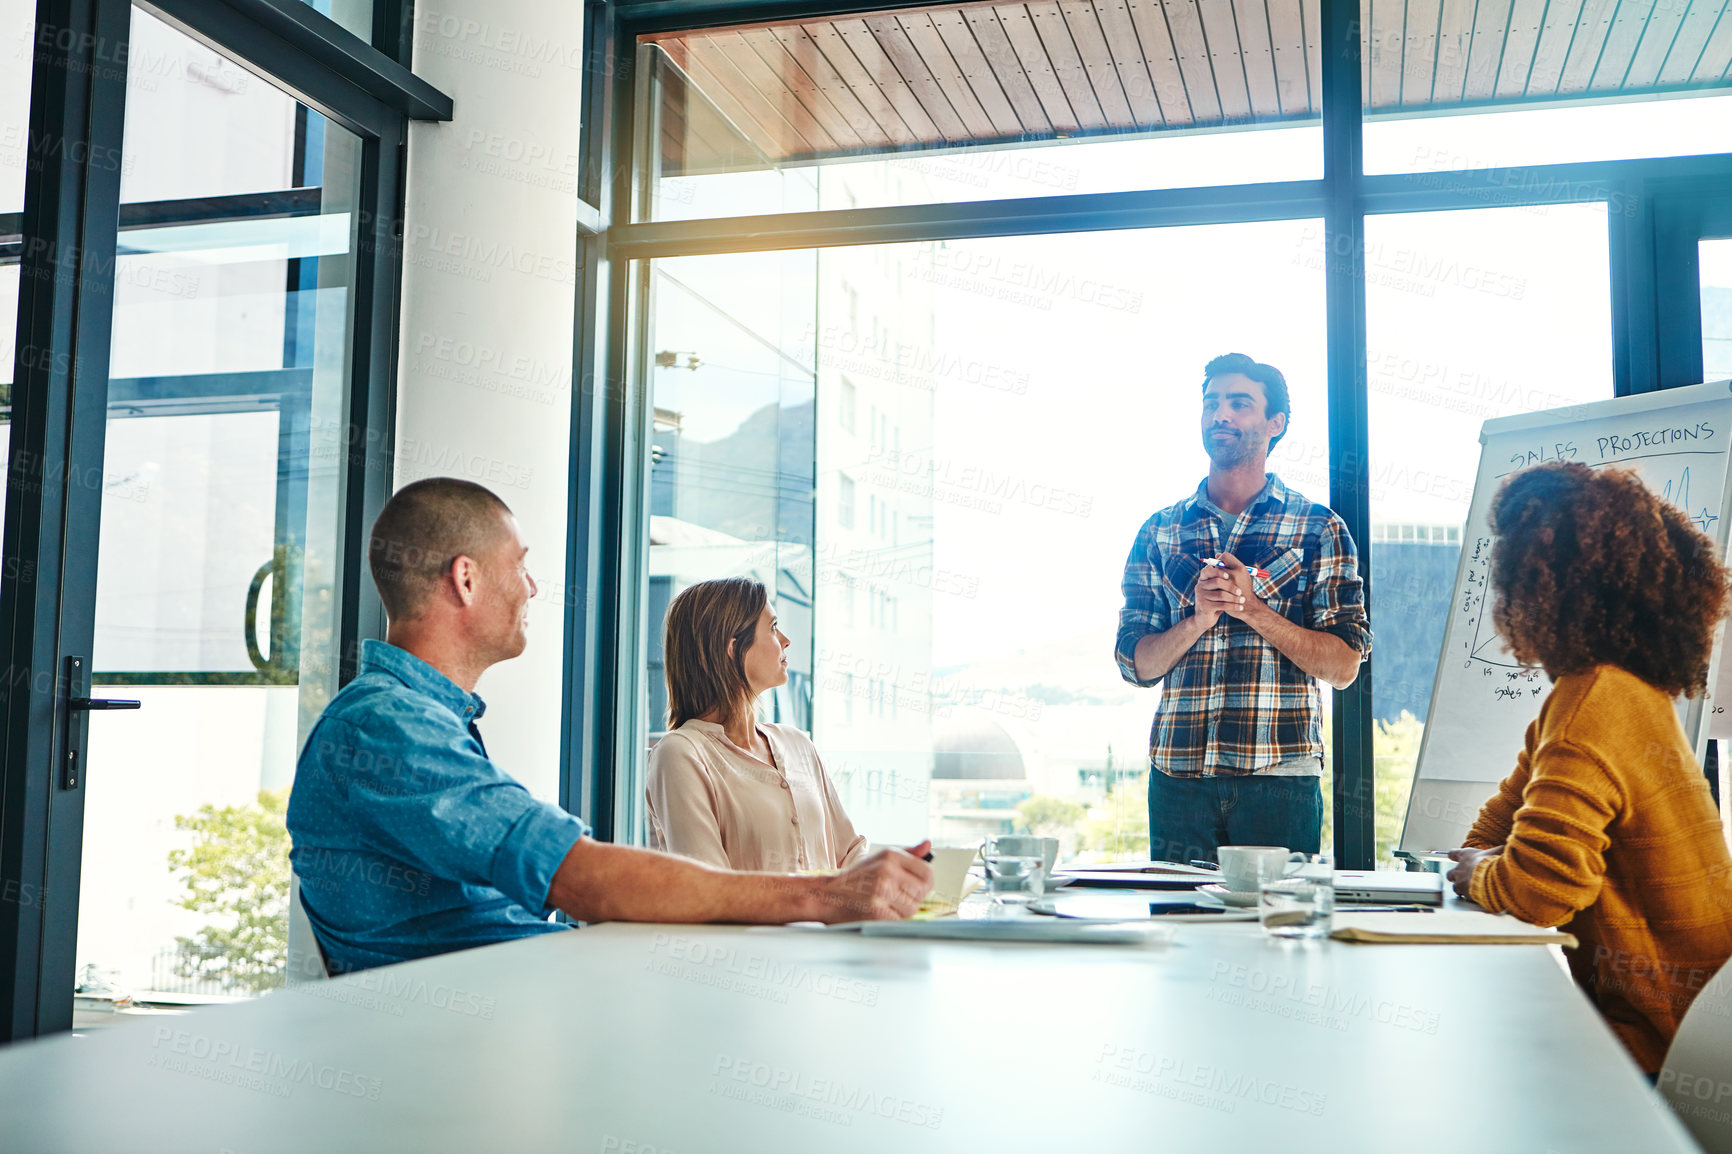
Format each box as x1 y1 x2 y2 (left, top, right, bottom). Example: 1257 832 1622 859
663 577 768 730
1490 462 1729 696
369 478 512 622
1203 352 1290 452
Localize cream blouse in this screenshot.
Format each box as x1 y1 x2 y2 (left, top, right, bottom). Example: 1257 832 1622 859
646 720 867 873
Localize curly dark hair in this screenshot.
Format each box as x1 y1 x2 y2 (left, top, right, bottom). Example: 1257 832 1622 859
1489 461 1729 696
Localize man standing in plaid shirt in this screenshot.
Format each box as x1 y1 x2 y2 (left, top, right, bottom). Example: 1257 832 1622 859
1115 353 1370 862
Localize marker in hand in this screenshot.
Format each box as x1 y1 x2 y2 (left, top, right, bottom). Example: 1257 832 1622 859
1204 556 1270 579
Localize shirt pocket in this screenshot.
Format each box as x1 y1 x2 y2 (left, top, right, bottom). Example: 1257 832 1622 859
1161 527 1216 610
1256 546 1306 621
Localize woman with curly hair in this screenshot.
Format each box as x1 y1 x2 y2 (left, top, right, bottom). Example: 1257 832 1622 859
1446 461 1732 1075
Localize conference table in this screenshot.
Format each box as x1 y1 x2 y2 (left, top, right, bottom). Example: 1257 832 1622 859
0 902 1701 1153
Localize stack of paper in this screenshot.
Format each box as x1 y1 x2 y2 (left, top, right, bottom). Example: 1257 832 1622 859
1331 910 1577 947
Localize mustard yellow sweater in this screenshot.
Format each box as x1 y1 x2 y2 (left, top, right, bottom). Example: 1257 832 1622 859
1466 665 1732 1074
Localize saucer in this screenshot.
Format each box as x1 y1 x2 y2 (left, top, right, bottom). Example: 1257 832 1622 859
1198 883 1260 908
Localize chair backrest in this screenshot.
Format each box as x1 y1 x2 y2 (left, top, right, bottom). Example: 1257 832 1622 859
286 874 329 984
1659 959 1732 1153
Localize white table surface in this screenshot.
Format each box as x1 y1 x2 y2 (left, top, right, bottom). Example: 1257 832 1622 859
0 912 1700 1153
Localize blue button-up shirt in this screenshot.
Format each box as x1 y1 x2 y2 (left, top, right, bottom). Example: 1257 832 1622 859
287 639 589 973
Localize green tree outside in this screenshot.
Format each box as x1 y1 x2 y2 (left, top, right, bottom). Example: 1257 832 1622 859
167 787 291 995
1014 795 1086 837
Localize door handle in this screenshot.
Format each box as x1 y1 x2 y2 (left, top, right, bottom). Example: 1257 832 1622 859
60 656 140 791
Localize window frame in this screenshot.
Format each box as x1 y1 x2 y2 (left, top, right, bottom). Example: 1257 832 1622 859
0 0 449 1041
570 0 1732 863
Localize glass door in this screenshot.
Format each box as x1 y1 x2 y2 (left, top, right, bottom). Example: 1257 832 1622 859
69 7 362 1023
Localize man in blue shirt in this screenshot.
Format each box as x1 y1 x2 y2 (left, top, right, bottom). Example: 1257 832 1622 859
289 478 931 974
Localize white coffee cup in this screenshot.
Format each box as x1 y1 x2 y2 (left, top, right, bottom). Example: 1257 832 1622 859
1217 846 1291 893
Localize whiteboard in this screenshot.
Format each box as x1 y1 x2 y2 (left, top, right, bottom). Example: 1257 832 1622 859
1399 380 1732 854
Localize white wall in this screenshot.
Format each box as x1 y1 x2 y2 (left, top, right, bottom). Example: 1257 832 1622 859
397 3 585 802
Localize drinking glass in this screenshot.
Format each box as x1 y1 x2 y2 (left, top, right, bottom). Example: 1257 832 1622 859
982 836 1045 906
1258 853 1334 939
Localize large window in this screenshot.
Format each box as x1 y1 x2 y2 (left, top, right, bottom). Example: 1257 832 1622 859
1363 203 1613 863
1707 237 1732 382
604 0 1732 872
0 0 31 537
639 218 1329 858
67 7 364 1021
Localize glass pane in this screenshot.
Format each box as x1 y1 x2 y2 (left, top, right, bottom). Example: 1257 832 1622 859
120 8 305 202
73 7 360 1022
1361 0 1732 174
1705 237 1732 382
297 0 371 43
637 6 1322 221
0 0 29 570
1365 203 1613 866
640 222 1329 862
1 0 32 212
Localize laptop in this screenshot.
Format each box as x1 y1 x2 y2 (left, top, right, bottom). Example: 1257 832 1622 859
1332 870 1445 905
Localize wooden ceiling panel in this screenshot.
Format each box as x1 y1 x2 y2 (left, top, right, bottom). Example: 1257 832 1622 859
674 44 793 157
1624 0 1693 87
1459 0 1511 102
1431 0 1479 102
1230 0 1283 114
1025 1 1113 128
1655 0 1728 85
1496 0 1550 98
961 6 1058 131
645 0 1732 169
1399 0 1444 106
707 30 846 151
1265 0 1313 113
686 35 827 155
1163 0 1226 120
1695 4 1732 81
1060 0 1141 126
861 13 975 137
994 4 1087 131
1125 0 1197 123
1091 0 1168 125
1588 0 1649 90
1197 0 1255 118
1366 0 1407 108
1526 0 1585 97
893 10 1002 137
832 18 951 139
1557 0 1620 92
1303 0 1322 110
766 24 898 144
927 8 1029 133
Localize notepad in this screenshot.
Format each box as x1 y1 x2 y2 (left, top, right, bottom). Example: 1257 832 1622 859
1330 909 1577 947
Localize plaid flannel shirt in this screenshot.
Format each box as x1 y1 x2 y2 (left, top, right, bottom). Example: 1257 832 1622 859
1115 474 1371 777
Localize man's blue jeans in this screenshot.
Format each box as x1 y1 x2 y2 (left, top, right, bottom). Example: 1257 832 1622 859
1146 770 1323 864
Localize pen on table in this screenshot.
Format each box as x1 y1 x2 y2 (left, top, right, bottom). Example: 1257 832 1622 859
1203 556 1271 579
1189 860 1221 871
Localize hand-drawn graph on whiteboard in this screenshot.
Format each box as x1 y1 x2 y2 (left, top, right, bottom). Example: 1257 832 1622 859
1400 381 1732 856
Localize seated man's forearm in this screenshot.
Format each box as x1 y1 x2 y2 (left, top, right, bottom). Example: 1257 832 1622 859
1243 606 1362 689
1132 614 1211 682
547 838 823 925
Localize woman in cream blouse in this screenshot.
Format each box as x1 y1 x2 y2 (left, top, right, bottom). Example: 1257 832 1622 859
647 577 868 872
